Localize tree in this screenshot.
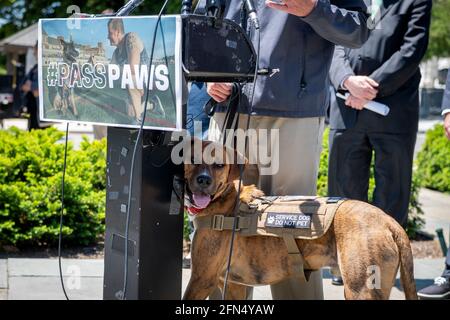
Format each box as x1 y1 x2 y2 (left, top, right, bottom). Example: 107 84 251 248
426 0 450 58
0 0 182 39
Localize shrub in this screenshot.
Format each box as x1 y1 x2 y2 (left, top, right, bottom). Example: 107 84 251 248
184 211 191 241
317 128 424 238
0 127 106 248
416 124 450 194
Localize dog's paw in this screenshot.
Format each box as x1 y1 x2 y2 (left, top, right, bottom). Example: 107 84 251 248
240 185 264 203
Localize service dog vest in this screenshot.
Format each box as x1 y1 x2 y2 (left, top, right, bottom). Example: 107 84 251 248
193 196 346 282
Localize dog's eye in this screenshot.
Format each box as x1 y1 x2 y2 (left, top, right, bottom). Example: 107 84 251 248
214 163 225 169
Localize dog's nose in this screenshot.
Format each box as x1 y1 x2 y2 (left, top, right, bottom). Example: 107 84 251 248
196 175 212 187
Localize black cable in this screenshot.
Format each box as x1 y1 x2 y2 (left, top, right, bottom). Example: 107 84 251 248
221 24 261 300
121 0 171 300
58 122 70 300
54 0 169 301
186 109 207 131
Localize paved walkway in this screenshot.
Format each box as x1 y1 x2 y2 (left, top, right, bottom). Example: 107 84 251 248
419 188 450 242
0 257 445 300
2 184 447 300
0 119 447 300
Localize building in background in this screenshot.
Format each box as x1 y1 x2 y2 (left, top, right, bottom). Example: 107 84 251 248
420 57 450 118
0 23 37 88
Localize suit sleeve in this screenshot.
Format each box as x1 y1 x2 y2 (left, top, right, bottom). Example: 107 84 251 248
369 0 432 98
329 45 354 90
442 72 450 113
301 0 370 48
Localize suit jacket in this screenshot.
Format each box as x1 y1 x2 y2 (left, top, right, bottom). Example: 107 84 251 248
329 0 432 133
442 71 450 113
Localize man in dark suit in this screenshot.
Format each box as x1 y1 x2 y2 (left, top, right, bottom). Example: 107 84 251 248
442 71 450 140
417 71 450 299
328 0 432 275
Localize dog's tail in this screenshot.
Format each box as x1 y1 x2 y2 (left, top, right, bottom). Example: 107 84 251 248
392 223 418 300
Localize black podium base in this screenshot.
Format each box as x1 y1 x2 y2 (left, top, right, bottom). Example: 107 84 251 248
103 127 184 300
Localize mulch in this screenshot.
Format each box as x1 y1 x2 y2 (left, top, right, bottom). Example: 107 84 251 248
0 242 105 259
0 239 446 260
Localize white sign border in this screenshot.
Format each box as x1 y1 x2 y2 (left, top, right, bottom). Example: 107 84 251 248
38 15 183 132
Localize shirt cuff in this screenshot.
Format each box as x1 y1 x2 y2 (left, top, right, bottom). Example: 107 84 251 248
442 109 450 116
340 74 352 91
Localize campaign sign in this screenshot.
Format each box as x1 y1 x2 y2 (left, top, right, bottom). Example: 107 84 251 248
38 16 182 131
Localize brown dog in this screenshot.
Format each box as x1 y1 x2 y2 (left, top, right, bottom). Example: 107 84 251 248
183 140 417 300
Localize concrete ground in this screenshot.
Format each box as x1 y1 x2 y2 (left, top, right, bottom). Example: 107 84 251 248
0 257 445 300
0 118 447 300
3 183 447 300
420 188 450 242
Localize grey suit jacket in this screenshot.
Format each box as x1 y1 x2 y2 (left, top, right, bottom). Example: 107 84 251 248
329 0 432 133
443 71 450 113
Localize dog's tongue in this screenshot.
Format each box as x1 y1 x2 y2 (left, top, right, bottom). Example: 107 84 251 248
192 193 211 209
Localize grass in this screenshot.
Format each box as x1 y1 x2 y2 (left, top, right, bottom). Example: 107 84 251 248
0 65 6 75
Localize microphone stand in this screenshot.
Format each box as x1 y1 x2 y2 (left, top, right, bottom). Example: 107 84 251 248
116 0 145 16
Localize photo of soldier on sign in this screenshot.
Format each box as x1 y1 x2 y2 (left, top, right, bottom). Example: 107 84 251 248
38 16 182 131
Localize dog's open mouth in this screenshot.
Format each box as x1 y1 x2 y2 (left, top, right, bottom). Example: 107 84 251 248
185 187 212 215
192 193 211 209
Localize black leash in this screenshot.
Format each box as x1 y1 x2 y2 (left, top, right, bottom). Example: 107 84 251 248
221 25 260 300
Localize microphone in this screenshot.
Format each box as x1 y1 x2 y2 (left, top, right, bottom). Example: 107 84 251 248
243 0 260 29
116 0 144 16
336 92 390 116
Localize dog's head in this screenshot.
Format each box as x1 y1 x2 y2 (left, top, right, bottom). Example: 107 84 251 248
60 39 79 64
184 139 246 215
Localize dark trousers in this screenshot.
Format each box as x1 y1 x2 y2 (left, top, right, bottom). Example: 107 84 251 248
444 248 450 278
328 128 416 227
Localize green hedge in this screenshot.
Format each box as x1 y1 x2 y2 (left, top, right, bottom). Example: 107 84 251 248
416 124 450 194
0 127 106 248
318 128 424 238
1 126 426 246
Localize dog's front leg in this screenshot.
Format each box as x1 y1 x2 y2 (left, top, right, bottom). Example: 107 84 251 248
183 230 227 300
217 278 250 300
183 275 219 300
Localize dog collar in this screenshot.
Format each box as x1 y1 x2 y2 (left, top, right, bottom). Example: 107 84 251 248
185 206 203 216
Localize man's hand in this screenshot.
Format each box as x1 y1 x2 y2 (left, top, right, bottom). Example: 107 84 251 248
444 113 450 140
345 94 368 110
207 83 233 103
266 0 317 17
344 76 379 101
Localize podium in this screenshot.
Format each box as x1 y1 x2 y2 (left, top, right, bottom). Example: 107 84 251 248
103 128 184 299
102 13 257 300
37 0 257 300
